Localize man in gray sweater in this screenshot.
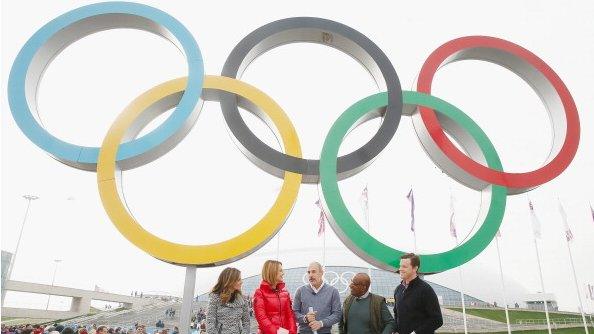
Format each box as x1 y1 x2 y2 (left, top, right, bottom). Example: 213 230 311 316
293 262 342 333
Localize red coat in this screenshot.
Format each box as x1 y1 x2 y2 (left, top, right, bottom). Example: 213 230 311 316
253 280 297 334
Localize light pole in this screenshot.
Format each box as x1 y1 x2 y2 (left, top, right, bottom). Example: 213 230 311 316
45 259 62 310
2 194 39 305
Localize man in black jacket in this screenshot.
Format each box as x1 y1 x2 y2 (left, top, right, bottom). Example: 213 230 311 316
392 253 443 334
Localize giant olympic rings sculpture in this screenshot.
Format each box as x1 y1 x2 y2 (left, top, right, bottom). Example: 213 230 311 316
8 2 580 273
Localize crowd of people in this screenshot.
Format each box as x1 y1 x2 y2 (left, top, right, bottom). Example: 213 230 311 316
1 324 138 334
164 308 176 319
205 252 443 334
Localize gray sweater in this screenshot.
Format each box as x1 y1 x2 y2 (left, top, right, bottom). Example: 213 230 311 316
292 283 342 334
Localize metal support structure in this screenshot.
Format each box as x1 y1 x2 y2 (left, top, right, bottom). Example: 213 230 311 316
179 267 196 334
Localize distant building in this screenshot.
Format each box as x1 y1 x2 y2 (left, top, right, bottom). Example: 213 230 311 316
524 293 558 311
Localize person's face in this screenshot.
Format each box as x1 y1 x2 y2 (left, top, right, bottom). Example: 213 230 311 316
307 264 323 287
97 329 107 334
399 258 417 281
233 277 243 291
276 266 284 283
349 274 368 298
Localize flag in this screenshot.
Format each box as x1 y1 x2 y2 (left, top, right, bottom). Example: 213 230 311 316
558 200 574 242
317 211 326 236
315 199 324 213
529 200 542 239
407 188 415 232
587 284 594 300
449 193 457 239
315 199 326 237
360 185 369 224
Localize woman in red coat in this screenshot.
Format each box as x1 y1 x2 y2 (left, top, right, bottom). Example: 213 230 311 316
253 260 297 334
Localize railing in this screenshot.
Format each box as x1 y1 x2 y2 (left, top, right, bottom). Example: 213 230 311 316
517 318 585 325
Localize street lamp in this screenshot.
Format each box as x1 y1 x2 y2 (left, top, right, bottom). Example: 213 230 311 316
13 195 39 274
45 259 62 310
1 195 39 306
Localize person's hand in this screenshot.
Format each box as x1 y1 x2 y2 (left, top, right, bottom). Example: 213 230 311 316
306 311 317 323
309 321 322 331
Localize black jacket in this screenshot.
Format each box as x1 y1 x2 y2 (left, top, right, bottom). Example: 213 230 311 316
392 277 443 334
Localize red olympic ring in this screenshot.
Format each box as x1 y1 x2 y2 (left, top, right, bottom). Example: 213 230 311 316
417 36 580 192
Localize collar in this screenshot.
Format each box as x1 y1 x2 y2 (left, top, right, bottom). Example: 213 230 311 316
401 275 419 289
260 280 285 292
310 281 325 293
356 291 370 300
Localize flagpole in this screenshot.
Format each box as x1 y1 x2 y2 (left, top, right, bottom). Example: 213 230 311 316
365 185 371 290
276 231 280 261
557 199 589 333
322 228 326 266
587 285 593 326
565 237 589 333
449 190 467 334
454 235 468 334
316 199 327 266
533 237 552 334
527 198 552 334
495 235 512 334
588 284 594 325
586 287 594 325
407 187 417 253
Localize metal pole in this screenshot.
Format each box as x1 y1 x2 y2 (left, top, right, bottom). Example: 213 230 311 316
322 229 326 266
565 239 589 333
11 195 38 276
455 236 468 334
533 238 552 334
495 236 512 334
45 259 61 310
179 267 196 334
2 195 38 305
276 231 280 261
364 187 371 287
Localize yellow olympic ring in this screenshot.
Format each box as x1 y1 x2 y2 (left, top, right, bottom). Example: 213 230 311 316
97 76 302 266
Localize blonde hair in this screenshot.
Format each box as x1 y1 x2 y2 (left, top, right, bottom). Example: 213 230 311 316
211 267 242 304
261 260 283 287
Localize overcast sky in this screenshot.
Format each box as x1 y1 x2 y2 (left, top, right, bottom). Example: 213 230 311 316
2 0 594 313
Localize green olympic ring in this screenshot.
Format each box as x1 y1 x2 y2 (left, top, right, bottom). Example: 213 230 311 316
319 91 507 273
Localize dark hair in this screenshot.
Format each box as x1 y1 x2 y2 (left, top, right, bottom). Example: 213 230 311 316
211 267 242 304
400 253 420 269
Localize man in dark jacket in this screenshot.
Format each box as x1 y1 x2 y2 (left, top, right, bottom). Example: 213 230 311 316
393 253 443 334
339 273 393 334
